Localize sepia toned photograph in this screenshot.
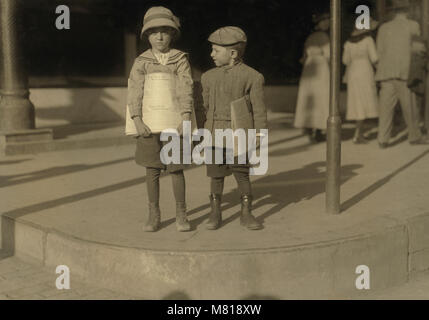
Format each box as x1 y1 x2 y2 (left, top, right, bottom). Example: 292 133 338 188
1 0 429 304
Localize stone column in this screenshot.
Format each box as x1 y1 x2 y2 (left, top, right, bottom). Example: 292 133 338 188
0 0 52 156
0 0 35 131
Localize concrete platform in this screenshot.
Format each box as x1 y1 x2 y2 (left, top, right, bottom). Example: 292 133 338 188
1 114 429 299
1 122 134 156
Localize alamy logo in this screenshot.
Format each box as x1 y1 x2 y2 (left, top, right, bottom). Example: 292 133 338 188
355 5 370 30
56 265 70 290
55 5 70 30
355 265 370 290
159 121 269 176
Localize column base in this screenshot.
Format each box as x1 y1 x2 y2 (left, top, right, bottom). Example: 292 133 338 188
0 95 35 131
0 128 53 156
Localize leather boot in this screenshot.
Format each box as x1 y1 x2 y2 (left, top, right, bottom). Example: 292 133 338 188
206 194 222 230
313 129 326 143
176 202 191 232
240 195 262 230
143 203 161 232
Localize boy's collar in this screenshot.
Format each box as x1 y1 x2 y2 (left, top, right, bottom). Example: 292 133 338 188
221 60 243 70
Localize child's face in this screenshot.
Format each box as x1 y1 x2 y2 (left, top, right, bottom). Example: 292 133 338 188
147 27 174 53
210 44 235 67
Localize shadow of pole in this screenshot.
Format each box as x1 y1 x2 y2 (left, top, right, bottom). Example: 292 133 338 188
2 176 147 221
341 149 429 212
166 162 362 231
0 159 32 166
0 156 134 189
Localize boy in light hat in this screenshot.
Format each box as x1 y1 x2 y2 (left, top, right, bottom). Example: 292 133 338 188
127 6 194 232
201 26 267 231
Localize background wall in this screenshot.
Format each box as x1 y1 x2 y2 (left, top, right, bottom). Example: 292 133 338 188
21 0 377 87
30 86 348 128
16 0 374 126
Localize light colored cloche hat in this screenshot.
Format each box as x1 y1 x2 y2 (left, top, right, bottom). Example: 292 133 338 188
208 26 247 46
351 17 379 36
140 6 181 39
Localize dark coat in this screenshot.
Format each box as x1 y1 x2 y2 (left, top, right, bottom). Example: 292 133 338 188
200 62 267 133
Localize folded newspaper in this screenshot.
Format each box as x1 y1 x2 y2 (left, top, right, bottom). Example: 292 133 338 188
125 72 197 135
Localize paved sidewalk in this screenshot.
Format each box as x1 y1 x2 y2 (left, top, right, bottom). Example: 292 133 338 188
1 112 429 299
1 114 428 251
1 252 429 300
359 271 429 300
0 252 135 300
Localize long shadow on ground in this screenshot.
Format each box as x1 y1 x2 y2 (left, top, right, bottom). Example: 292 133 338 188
341 149 429 212
161 161 362 230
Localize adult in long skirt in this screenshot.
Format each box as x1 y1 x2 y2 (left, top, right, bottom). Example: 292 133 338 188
342 19 379 144
294 13 330 143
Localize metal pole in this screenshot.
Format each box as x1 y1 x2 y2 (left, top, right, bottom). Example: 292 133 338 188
422 0 429 38
326 0 342 215
422 0 429 133
376 0 386 21
0 0 35 131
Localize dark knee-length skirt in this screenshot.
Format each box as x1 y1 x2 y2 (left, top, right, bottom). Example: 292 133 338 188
135 134 189 173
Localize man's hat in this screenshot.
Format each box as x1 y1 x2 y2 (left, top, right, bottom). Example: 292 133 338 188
312 12 330 24
386 0 410 10
140 6 180 39
351 17 379 36
208 26 247 46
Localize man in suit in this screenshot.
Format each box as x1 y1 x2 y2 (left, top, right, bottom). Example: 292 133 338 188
375 0 429 147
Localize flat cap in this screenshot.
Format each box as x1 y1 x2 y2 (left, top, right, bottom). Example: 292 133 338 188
208 26 247 46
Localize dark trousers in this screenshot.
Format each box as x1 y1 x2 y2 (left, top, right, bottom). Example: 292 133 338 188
210 170 252 197
206 146 252 196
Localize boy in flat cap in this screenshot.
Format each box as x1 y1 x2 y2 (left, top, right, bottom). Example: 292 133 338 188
200 26 267 231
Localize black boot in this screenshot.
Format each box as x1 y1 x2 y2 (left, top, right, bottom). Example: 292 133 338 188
176 202 191 232
206 194 222 230
313 129 326 143
143 203 161 232
305 128 316 144
240 195 262 230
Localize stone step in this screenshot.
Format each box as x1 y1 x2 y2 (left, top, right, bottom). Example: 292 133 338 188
3 212 428 299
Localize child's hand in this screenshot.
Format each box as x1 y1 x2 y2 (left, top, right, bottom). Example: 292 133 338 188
177 113 191 136
133 117 152 138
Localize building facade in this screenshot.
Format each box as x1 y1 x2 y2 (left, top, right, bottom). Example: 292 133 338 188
3 0 428 128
